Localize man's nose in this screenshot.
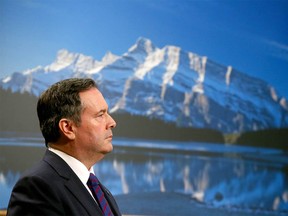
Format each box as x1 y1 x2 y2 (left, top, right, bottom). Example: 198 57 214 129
107 114 116 129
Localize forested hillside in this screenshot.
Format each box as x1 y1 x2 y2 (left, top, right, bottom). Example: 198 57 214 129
0 88 39 132
1 88 287 150
235 128 288 150
0 88 224 143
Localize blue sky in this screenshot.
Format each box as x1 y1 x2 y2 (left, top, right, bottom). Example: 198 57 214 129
1 0 288 98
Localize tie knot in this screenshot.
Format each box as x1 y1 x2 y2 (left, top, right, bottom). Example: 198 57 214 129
88 173 100 186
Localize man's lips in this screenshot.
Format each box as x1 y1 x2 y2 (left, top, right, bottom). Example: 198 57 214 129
106 134 113 139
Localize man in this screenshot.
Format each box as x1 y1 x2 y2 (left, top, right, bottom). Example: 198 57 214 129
7 78 122 216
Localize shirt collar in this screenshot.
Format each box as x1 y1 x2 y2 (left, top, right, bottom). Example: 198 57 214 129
48 147 94 185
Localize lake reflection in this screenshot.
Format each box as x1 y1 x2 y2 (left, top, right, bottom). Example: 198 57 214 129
0 137 288 214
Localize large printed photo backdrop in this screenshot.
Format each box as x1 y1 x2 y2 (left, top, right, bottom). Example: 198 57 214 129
0 1 287 215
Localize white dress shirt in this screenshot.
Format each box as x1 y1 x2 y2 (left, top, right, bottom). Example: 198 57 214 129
48 147 96 201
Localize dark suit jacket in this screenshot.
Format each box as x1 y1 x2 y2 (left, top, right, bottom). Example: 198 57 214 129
7 150 122 216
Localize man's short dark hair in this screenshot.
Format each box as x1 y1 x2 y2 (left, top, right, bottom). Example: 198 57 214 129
37 78 97 146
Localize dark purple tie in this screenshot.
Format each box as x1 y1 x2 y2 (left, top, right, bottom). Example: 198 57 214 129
87 173 114 216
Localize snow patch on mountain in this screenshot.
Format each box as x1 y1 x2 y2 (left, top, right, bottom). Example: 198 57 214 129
161 46 180 100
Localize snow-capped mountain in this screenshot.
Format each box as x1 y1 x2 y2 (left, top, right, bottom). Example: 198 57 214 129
1 37 287 133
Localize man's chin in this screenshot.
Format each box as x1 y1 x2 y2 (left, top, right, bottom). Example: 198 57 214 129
103 143 113 154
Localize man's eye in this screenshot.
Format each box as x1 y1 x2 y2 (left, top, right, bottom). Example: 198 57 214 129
97 113 104 118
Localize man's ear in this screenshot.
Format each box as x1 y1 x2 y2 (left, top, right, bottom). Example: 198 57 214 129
58 118 76 140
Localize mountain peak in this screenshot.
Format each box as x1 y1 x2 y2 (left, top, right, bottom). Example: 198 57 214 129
102 51 120 64
46 49 79 72
128 37 156 55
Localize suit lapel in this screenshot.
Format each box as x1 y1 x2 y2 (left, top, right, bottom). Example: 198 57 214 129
43 150 104 216
64 177 103 215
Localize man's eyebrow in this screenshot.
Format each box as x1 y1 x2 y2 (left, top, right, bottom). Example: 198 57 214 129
96 108 107 115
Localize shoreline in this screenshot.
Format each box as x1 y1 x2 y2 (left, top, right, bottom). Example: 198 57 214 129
116 192 286 216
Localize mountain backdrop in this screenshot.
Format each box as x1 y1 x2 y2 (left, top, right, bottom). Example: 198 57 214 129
1 37 287 134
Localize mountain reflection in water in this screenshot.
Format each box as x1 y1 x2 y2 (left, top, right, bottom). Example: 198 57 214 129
0 137 287 214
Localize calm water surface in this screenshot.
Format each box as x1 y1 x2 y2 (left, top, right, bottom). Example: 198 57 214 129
0 136 287 214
